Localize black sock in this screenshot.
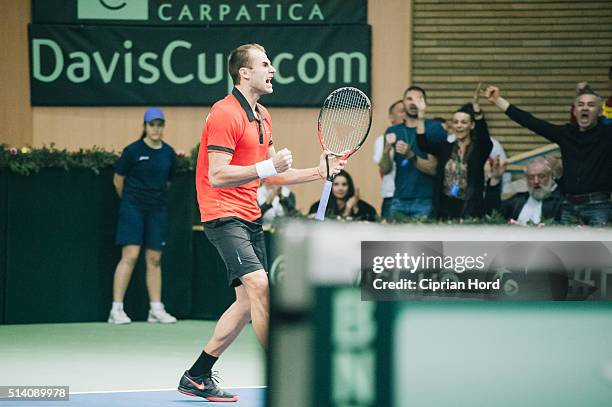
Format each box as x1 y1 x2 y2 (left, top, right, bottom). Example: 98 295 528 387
188 351 218 378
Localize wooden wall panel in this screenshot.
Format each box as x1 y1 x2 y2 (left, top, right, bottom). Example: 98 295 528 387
1 0 32 148
412 0 612 156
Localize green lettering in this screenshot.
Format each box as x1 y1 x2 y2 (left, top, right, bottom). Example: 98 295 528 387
197 53 224 84
256 4 270 21
288 4 303 21
178 4 194 21
123 40 133 83
32 39 63 82
219 4 231 21
271 53 295 84
92 52 119 83
297 52 325 84
200 4 212 21
67 51 90 83
138 52 160 84
158 4 171 21
328 52 367 83
332 289 376 347
162 40 194 84
333 352 375 404
235 5 251 21
309 4 324 21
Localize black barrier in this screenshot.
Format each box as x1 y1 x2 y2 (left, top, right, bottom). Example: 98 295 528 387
5 169 120 323
0 171 7 324
191 230 235 320
161 172 195 317
2 169 193 323
0 168 271 324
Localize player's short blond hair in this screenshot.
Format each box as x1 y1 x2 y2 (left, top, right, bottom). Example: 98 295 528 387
228 44 266 85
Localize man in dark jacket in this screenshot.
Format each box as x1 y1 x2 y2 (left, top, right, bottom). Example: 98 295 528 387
488 157 562 225
483 85 611 226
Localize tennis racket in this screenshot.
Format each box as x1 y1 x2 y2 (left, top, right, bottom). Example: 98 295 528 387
315 87 372 221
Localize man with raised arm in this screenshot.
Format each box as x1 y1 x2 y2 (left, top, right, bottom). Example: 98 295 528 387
379 86 444 220
483 85 612 226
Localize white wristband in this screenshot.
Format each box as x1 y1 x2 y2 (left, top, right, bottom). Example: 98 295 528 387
255 159 278 179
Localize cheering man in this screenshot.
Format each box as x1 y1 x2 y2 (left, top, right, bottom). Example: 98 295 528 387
483 85 612 226
178 43 346 402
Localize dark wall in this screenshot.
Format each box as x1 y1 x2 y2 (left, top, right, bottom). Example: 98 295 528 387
0 171 7 324
0 168 280 324
191 232 235 320
5 169 121 323
1 169 215 324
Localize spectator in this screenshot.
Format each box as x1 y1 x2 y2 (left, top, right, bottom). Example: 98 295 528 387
109 107 178 324
483 85 612 226
373 100 405 221
443 104 511 189
309 170 377 221
487 157 563 225
379 86 445 220
416 85 493 219
257 182 296 229
570 67 612 125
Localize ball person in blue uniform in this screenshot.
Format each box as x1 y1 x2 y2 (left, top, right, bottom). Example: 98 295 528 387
108 107 178 324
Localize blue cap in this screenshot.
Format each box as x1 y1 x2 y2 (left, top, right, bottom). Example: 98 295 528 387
144 107 165 123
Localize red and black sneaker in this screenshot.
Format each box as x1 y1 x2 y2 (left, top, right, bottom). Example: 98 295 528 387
178 370 238 402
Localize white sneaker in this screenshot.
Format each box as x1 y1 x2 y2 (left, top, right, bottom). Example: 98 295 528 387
147 307 177 324
108 309 132 324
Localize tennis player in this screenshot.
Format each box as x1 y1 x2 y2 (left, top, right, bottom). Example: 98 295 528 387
178 43 346 401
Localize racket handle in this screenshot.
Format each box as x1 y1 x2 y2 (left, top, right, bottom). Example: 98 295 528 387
315 180 333 221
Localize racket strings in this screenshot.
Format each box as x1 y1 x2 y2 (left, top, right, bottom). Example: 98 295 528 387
325 92 367 154
320 88 371 156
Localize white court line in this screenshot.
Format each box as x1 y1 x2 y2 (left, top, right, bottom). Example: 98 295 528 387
71 386 267 395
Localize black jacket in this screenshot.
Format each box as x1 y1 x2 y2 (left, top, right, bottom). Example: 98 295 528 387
506 104 612 194
417 115 493 218
486 184 563 222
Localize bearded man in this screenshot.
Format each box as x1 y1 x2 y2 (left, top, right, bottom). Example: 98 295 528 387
493 157 563 225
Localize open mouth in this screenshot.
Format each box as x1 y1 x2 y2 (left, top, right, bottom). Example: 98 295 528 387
266 78 273 84
580 112 590 120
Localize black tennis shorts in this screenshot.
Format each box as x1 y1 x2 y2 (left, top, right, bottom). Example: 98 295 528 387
203 216 268 287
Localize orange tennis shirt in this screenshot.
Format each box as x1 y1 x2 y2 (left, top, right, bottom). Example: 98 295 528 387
196 88 273 222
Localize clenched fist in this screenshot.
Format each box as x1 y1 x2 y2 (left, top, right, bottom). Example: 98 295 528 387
272 148 293 173
385 132 397 145
482 86 501 103
395 140 412 156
